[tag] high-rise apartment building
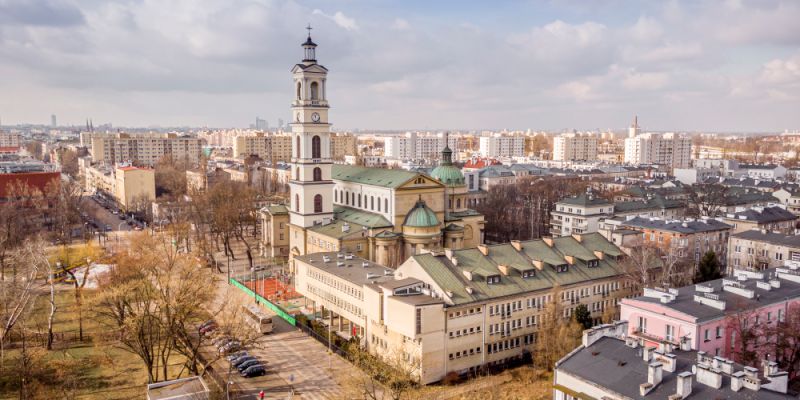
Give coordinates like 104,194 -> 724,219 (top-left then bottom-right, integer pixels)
232,132 -> 293,162
384,132 -> 459,160
0,131 -> 21,148
479,134 -> 525,158
552,133 -> 598,161
330,133 -> 357,160
89,132 -> 204,166
624,132 -> 691,168
51,114 -> 57,128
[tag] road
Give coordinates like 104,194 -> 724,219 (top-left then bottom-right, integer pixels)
206,243 -> 356,399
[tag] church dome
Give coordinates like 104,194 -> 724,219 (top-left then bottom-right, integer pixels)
431,144 -> 465,187
431,164 -> 465,187
403,199 -> 440,228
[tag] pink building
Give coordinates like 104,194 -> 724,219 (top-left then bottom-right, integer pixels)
620,267 -> 800,361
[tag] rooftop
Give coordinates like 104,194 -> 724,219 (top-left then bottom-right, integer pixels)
403,233 -> 625,305
613,195 -> 685,213
732,230 -> 800,247
557,190 -> 612,208
615,216 -> 732,234
724,206 -> 797,224
332,164 -> 424,189
557,328 -> 794,400
294,251 -> 396,286
624,267 -> 800,323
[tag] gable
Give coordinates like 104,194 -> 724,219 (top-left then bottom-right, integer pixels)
291,64 -> 329,74
396,174 -> 445,190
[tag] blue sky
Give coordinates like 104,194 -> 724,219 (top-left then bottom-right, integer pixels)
0,0 -> 798,132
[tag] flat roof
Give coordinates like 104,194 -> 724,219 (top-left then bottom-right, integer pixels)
295,251 -> 395,286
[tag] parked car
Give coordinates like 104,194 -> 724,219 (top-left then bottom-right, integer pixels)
227,351 -> 248,362
231,355 -> 256,368
199,322 -> 217,335
236,359 -> 261,372
219,340 -> 241,354
241,365 -> 266,378
105,225 -> 112,232
211,336 -> 231,347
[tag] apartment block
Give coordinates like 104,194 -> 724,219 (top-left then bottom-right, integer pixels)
0,131 -> 21,148
620,267 -> 800,361
384,132 -> 459,161
552,133 -> 598,161
721,206 -> 797,235
479,135 -> 525,158
550,189 -> 614,237
293,233 -> 635,384
727,230 -> 800,272
89,132 -> 204,166
232,132 -> 292,162
330,133 -> 357,160
624,132 -> 691,169
84,164 -> 155,211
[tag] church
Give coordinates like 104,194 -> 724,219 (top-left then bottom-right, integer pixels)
260,32 -> 485,267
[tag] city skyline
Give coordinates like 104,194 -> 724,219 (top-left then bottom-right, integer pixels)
1,0 -> 799,131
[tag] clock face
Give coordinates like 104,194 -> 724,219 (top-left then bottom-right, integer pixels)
311,112 -> 321,122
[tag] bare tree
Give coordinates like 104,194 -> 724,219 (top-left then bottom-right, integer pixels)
0,244 -> 42,372
726,302 -> 763,367
533,287 -> 583,371
685,183 -> 730,218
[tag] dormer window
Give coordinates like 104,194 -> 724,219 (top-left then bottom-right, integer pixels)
522,270 -> 535,279
556,264 -> 569,273
587,260 -> 599,268
487,275 -> 501,285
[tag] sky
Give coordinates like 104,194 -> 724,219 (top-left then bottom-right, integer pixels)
0,0 -> 798,132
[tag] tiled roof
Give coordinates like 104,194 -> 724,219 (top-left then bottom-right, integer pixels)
265,204 -> 288,215
731,230 -> 800,247
613,195 -> 684,213
308,219 -> 366,239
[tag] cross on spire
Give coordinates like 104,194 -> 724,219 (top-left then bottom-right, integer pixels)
306,23 -> 312,37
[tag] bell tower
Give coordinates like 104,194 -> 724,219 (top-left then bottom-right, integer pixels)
289,26 -> 335,256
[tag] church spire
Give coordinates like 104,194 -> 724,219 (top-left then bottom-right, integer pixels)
440,132 -> 453,165
302,24 -> 317,63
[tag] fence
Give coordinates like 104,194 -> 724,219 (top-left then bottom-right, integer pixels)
229,277 -> 296,326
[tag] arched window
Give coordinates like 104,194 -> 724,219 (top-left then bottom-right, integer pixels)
314,194 -> 323,213
310,81 -> 319,100
358,194 -> 362,208
377,197 -> 381,212
295,194 -> 300,212
457,199 -> 461,209
334,190 -> 338,203
295,167 -> 300,180
385,198 -> 388,213
296,135 -> 301,158
313,167 -> 322,181
312,135 -> 321,159
296,82 -> 302,100
370,196 -> 374,210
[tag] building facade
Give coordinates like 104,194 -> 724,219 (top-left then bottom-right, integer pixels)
550,189 -> 614,237
722,206 -> 797,235
727,230 -> 800,273
89,132 -> 204,166
232,132 -> 292,161
552,133 -> 598,161
478,134 -> 525,158
384,132 -> 459,161
293,232 -> 634,384
624,132 -> 691,169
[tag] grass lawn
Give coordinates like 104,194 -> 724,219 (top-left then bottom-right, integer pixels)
0,287 -> 189,399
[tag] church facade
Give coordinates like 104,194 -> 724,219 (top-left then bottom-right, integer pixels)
261,33 -> 485,267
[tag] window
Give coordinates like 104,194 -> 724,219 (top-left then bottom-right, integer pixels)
456,199 -> 461,208
371,196 -> 374,210
296,135 -> 301,158
358,194 -> 362,208
314,194 -> 323,213
334,190 -> 338,203
637,316 -> 647,333
415,308 -> 422,335
310,81 -> 319,100
312,135 -> 321,158
704,329 -> 710,341
311,167 -> 322,181
666,325 -> 674,341
296,82 -> 302,100
779,309 -> 785,322
385,198 -> 388,212
716,326 -> 722,338
487,275 -> 501,284
295,194 -> 300,212
377,198 -> 381,212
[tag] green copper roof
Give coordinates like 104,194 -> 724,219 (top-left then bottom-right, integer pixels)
308,219 -> 366,239
334,206 -> 392,228
265,204 -> 288,215
332,165 -> 419,189
403,199 -> 439,227
430,165 -> 465,187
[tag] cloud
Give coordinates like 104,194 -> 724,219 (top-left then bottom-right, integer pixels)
312,9 -> 358,31
392,18 -> 410,30
0,0 -> 85,26
622,71 -> 669,91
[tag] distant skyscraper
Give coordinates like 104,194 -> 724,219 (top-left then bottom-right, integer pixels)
628,115 -> 640,138
51,114 -> 57,128
255,117 -> 268,130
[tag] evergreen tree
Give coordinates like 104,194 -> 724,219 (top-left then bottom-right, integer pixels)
574,304 -> 592,329
695,251 -> 722,283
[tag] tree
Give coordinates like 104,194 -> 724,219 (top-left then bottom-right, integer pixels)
573,304 -> 592,329
339,343 -> 418,400
154,155 -> 188,199
45,178 -> 83,246
534,288 -> 583,371
764,304 -> 800,378
695,251 -> 722,283
57,242 -> 101,342
621,243 -> 693,291
0,244 -> 42,372
726,304 -> 762,367
685,183 -> 730,218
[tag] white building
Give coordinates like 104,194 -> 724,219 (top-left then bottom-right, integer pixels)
550,189 -> 614,237
0,131 -> 21,148
624,132 -> 691,169
552,133 -> 598,161
384,132 -> 459,161
479,134 -> 525,158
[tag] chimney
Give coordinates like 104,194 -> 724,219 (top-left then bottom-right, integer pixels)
572,233 -> 583,242
731,371 -> 745,392
676,372 -> 693,399
498,264 -> 510,276
593,250 -> 605,260
696,364 -> 722,389
648,362 -> 663,386
478,245 -> 489,256
510,240 -> 522,251
643,346 -> 654,362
